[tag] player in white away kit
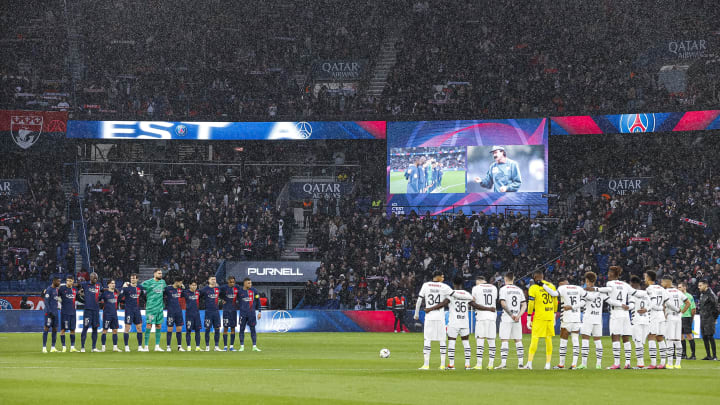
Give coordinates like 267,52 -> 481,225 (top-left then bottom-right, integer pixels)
424,277 -> 474,369
644,270 -> 669,369
551,278 -> 584,369
579,271 -> 608,369
472,276 -> 498,369
628,276 -> 651,369
661,275 -> 690,369
414,270 -> 453,370
604,266 -> 636,369
496,272 -> 526,369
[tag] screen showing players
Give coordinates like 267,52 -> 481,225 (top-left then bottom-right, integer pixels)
386,119 -> 548,215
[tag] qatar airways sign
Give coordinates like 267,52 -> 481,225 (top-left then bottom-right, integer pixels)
227,261 -> 320,282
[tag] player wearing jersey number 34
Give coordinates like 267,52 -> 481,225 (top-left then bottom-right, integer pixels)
414,270 -> 455,370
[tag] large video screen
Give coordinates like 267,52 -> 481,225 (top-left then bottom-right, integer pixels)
387,119 -> 548,215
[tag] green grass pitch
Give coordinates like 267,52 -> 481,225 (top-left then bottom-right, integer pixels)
1,333 -> 719,404
389,171 -> 466,194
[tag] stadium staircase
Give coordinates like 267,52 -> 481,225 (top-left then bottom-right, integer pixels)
280,228 -> 309,260
366,34 -> 400,97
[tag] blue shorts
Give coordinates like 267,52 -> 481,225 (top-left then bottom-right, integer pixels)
83,309 -> 100,329
239,313 -> 257,328
204,311 -> 220,330
124,309 -> 143,326
222,310 -> 237,328
44,312 -> 57,329
186,313 -> 202,332
60,313 -> 76,331
167,311 -> 184,328
103,316 -> 119,330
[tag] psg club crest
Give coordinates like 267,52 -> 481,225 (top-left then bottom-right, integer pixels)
175,124 -> 188,137
619,113 -> 656,133
10,115 -> 43,149
295,122 -> 313,139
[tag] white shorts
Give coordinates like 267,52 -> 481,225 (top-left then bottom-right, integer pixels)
649,319 -> 666,336
609,316 -> 632,336
475,319 -> 497,339
664,319 -> 681,340
424,319 -> 446,341
447,326 -> 470,338
499,321 -> 522,340
580,322 -> 602,337
632,324 -> 649,344
560,321 -> 581,333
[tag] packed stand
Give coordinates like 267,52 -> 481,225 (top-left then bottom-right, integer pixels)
382,1 -> 720,117
0,156 -> 73,288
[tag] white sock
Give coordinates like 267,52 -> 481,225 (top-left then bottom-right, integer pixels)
595,340 -> 603,368
476,338 -> 484,367
612,341 -> 621,366
516,341 -> 524,366
448,339 -> 456,367
487,339 -> 495,367
659,340 -> 667,365
648,340 -> 657,366
581,339 -> 589,367
500,341 -> 509,367
423,339 -> 431,367
559,338 -> 568,366
624,341 -> 632,366
571,333 -> 580,366
635,340 -> 645,367
462,339 -> 471,367
674,341 -> 682,366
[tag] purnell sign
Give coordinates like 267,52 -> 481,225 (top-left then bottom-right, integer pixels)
226,261 -> 320,283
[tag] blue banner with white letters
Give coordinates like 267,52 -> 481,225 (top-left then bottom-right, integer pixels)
66,121 -> 386,140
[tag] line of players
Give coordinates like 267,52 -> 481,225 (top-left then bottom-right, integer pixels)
41,270 -> 262,353
414,266 -> 691,370
404,156 -> 444,194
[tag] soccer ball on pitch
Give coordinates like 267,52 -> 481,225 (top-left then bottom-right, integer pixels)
379,348 -> 390,358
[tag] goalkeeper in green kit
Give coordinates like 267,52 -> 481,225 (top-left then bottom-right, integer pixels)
142,269 -> 167,351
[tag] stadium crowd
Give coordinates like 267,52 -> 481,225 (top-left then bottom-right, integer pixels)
3,1 -> 719,118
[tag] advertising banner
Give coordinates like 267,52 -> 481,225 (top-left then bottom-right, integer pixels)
288,181 -> 353,200
225,261 -> 320,283
597,177 -> 652,196
550,110 -> 720,135
67,120 -> 385,140
0,110 -> 68,151
0,295 -> 44,310
312,60 -> 367,81
0,179 -> 29,196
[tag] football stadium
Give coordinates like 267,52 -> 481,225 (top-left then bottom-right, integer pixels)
1,0 -> 720,403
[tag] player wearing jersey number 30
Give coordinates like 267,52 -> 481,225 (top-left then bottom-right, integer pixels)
525,269 -> 557,370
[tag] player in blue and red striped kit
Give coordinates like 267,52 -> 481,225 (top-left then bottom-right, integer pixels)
80,273 -> 103,352
220,276 -> 240,351
42,277 -> 61,353
238,277 -> 262,352
164,277 -> 185,351
200,276 -> 222,351
57,275 -> 78,352
120,273 -> 145,351
99,280 -> 121,352
182,281 -> 202,351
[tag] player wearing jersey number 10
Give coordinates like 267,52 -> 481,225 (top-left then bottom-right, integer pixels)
525,269 -> 557,370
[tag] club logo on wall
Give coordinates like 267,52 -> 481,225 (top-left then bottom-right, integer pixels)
619,113 -> 656,133
295,122 -> 313,139
10,115 -> 43,149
